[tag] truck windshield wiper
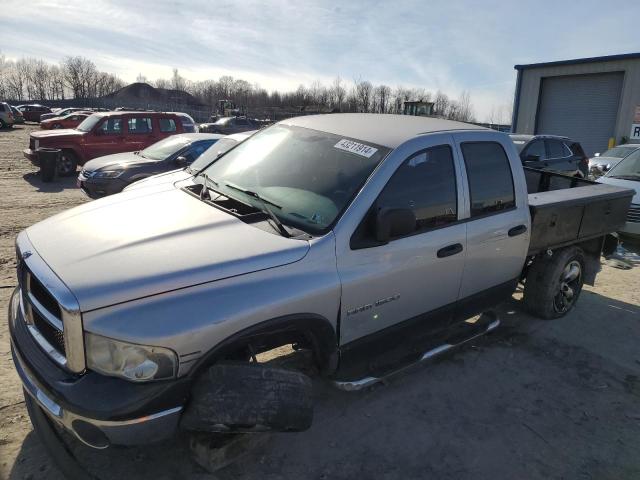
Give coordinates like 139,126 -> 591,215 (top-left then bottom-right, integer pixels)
223,181 -> 290,238
197,171 -> 219,200
609,174 -> 640,180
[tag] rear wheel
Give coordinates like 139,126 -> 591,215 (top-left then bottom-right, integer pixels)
58,150 -> 78,176
53,123 -> 62,129
523,246 -> 585,319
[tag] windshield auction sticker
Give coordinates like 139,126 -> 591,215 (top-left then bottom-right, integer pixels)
334,139 -> 378,158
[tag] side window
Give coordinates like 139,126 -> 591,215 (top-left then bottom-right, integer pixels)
546,139 -> 567,159
523,140 -> 546,160
97,118 -> 122,135
159,118 -> 177,133
377,145 -> 458,237
461,142 -> 515,217
562,142 -> 576,157
128,117 -> 152,134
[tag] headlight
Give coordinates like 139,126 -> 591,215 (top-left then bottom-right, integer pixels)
85,332 -> 178,382
94,170 -> 123,178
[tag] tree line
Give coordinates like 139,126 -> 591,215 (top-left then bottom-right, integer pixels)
1,53 -> 477,122
0,54 -> 124,101
150,69 -> 476,121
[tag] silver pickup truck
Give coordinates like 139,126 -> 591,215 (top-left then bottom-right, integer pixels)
9,114 -> 633,472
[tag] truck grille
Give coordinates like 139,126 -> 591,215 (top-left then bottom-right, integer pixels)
627,204 -> 640,224
19,265 -> 67,363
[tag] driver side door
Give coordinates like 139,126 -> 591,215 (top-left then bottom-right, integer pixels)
336,140 -> 467,360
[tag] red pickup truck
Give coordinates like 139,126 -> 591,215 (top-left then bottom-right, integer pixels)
23,111 -> 198,176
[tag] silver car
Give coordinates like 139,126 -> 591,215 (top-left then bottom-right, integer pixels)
0,102 -> 14,128
589,144 -> 640,177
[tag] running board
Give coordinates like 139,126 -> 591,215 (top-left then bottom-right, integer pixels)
333,313 -> 501,392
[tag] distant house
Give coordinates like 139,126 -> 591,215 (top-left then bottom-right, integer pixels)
403,100 -> 434,117
101,82 -> 208,109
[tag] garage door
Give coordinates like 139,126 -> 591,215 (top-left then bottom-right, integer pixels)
535,72 -> 624,156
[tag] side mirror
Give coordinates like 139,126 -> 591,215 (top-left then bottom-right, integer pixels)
594,153 -> 600,157
523,154 -> 540,162
375,207 -> 416,243
174,156 -> 188,166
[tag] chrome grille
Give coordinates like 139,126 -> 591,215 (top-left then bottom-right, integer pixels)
627,204 -> 640,224
21,267 -> 67,365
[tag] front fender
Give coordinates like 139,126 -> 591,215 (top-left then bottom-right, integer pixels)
81,234 -> 341,376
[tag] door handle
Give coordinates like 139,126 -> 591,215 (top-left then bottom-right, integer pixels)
508,225 -> 527,237
437,243 -> 463,258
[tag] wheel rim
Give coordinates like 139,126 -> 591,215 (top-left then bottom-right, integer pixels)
553,260 -> 582,313
58,155 -> 73,175
53,124 -> 61,129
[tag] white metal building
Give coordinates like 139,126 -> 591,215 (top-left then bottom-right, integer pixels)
511,53 -> 640,155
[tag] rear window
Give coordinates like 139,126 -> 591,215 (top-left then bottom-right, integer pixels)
0,103 -> 8,112
159,118 -> 177,133
546,140 -> 567,159
461,142 -> 515,217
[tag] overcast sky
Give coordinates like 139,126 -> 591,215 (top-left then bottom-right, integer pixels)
2,0 -> 639,121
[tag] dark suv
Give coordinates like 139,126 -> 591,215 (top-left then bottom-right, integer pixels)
509,134 -> 588,177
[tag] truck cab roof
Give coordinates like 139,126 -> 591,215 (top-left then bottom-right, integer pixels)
282,113 -> 487,149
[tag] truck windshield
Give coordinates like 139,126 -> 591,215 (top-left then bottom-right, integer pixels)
76,114 -> 102,132
141,136 -> 191,160
200,124 -> 389,234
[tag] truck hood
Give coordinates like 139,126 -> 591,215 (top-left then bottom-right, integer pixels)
26,188 -> 310,311
83,152 -> 155,172
31,128 -> 85,140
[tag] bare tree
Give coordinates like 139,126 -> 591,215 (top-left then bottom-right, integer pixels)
433,90 -> 450,117
330,76 -> 346,111
354,78 -> 373,112
373,84 -> 391,113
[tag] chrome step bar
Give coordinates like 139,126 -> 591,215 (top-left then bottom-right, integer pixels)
333,314 -> 501,392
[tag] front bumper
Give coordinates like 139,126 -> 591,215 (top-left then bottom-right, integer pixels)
9,288 -> 188,448
23,148 -> 38,165
77,173 -> 128,199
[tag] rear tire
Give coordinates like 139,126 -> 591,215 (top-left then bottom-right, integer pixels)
57,150 -> 78,177
523,246 -> 585,319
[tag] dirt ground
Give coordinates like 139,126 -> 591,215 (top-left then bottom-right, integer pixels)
1,124 -> 639,480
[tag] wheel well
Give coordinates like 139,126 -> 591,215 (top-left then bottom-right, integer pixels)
190,314 -> 339,378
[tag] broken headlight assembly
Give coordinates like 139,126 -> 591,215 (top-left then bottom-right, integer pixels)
85,332 -> 178,382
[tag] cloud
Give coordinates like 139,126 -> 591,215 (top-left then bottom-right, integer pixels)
1,0 -> 639,121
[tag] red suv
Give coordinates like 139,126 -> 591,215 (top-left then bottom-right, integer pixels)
23,111 -> 197,176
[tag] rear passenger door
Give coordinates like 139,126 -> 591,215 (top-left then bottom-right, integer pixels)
453,133 -> 530,320
126,116 -> 156,152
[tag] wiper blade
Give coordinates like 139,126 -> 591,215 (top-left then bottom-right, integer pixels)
197,172 -> 219,200
223,182 -> 290,238
609,174 -> 640,180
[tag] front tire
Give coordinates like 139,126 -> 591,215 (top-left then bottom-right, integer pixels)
57,150 -> 78,177
523,246 -> 585,319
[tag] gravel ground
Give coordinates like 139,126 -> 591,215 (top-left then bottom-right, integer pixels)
1,124 -> 639,480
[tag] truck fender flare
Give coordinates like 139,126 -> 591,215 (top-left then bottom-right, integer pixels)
189,314 -> 339,378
